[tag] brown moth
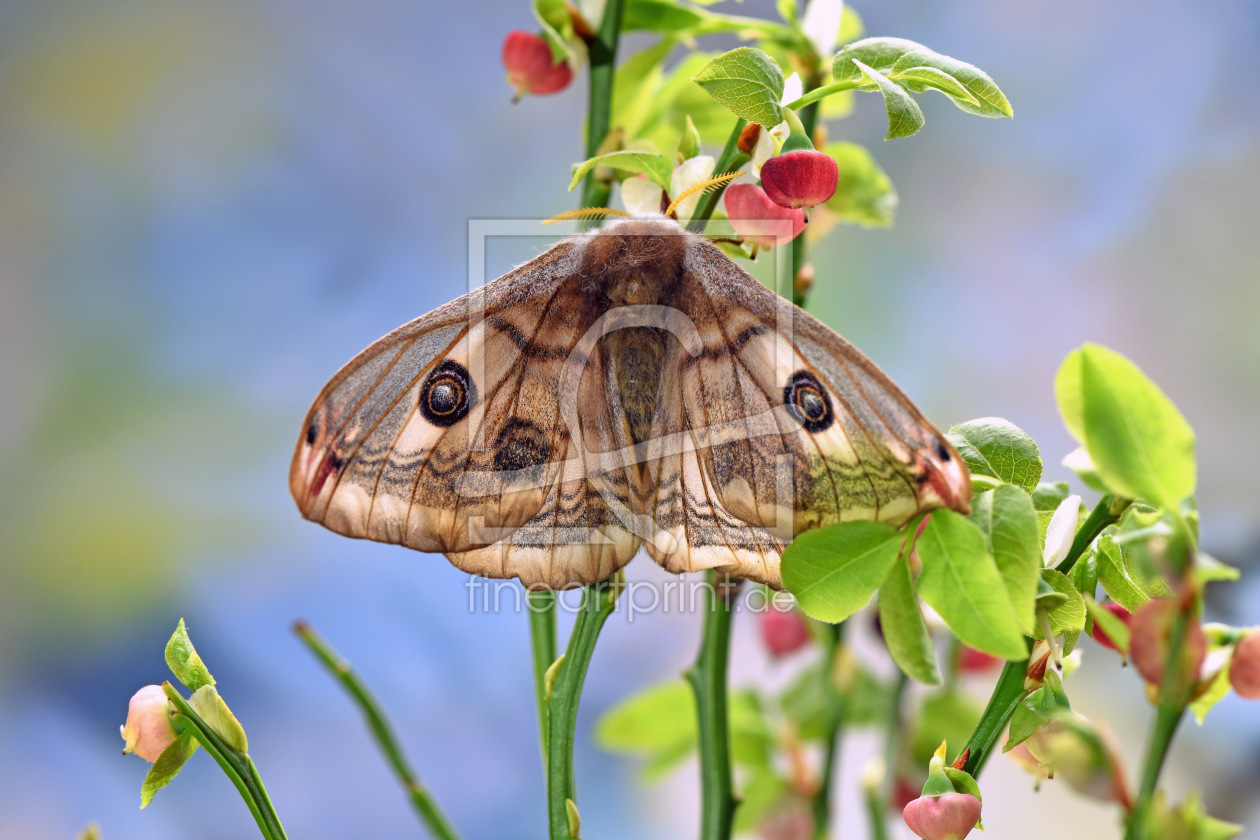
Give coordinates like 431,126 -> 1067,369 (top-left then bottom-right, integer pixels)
290,217 -> 970,589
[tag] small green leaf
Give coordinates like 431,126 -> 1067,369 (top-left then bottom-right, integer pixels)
165,618 -> 215,692
947,417 -> 1043,492
782,661 -> 889,737
823,141 -> 897,227
1005,684 -> 1053,752
1095,534 -> 1152,612
878,556 -> 941,685
1190,651 -> 1233,724
1033,569 -> 1087,638
890,66 -> 980,106
916,511 -> 1027,659
692,47 -> 786,128
1031,481 -> 1071,512
532,0 -> 575,63
1086,598 -> 1131,655
140,731 -> 197,808
851,60 -> 924,140
832,38 -> 1012,118
782,521 -> 904,623
569,150 -> 673,191
942,766 -> 982,805
188,685 -> 249,754
968,484 -> 1042,635
1078,343 -> 1197,508
1196,552 -> 1240,583
612,38 -> 677,138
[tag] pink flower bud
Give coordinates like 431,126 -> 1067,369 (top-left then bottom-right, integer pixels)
761,608 -> 811,658
902,793 -> 982,840
759,150 -> 839,210
502,31 -> 572,99
1128,598 -> 1206,690
1092,602 -> 1132,652
1229,631 -> 1260,699
959,646 -> 1002,673
120,685 -> 177,762
724,184 -> 806,248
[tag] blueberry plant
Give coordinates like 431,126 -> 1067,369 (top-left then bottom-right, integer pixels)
116,2 -> 1255,840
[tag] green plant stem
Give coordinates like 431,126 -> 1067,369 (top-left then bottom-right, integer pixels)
868,671 -> 909,840
293,622 -> 460,840
688,118 -> 750,230
547,580 -> 619,839
811,622 -> 846,839
529,590 -> 558,768
1126,516 -> 1198,839
784,80 -> 861,111
686,573 -> 742,840
161,683 -> 288,840
958,492 -> 1132,777
959,654 -> 1030,777
1055,493 -> 1129,574
791,83 -> 821,307
578,0 -> 627,223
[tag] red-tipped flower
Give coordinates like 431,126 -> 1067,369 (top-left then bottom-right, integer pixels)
1092,602 -> 1132,653
761,608 -> 811,658
1129,598 -> 1206,690
903,793 -> 982,840
760,149 -> 839,210
1229,631 -> 1260,699
724,183 -> 806,249
502,31 -> 572,98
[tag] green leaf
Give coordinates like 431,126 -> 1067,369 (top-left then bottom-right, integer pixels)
692,47 -> 786,128
1196,551 -> 1240,583
968,484 -> 1042,634
1077,344 -> 1196,507
532,0 -> 575,62
1190,647 -> 1233,724
729,689 -> 776,769
781,661 -> 889,738
165,618 -> 215,692
612,38 -> 677,138
823,141 -> 897,227
915,511 -> 1027,659
1031,481 -> 1071,511
850,60 -> 924,140
782,521 -> 904,623
947,417 -> 1043,492
1054,349 -> 1086,444
624,0 -> 709,33
140,731 -> 197,808
1094,534 -> 1153,612
890,66 -> 980,107
1033,569 -> 1087,638
911,691 -> 983,766
943,767 -> 982,805
596,679 -> 696,755
832,38 -> 1013,118
1086,598 -> 1131,655
188,685 -> 248,754
878,556 -> 941,684
1005,684 -> 1057,751
837,5 -> 864,44
569,150 -> 674,191
733,768 -> 788,835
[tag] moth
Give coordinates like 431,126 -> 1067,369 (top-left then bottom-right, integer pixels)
290,217 -> 971,590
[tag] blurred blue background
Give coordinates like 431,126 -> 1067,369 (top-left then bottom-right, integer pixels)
1,0 -> 1258,837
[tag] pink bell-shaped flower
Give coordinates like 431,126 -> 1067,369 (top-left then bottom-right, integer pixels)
120,685 -> 177,762
502,31 -> 572,99
761,608 -> 811,658
1229,631 -> 1260,699
724,184 -> 805,249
